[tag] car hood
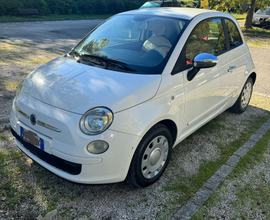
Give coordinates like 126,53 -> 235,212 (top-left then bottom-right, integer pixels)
22,56 -> 161,114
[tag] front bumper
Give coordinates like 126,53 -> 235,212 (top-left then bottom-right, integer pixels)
252,17 -> 270,27
10,91 -> 141,184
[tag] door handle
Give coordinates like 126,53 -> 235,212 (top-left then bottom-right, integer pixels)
228,66 -> 236,72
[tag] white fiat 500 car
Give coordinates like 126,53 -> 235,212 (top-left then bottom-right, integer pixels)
10,8 -> 256,187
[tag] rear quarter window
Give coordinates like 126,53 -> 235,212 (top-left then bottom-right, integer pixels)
225,19 -> 243,49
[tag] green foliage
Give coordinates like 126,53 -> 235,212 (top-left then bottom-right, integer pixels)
0,0 -> 146,16
46,0 -> 78,14
0,0 -> 23,16
76,0 -> 94,15
92,0 -> 108,14
181,0 -> 198,8
22,0 -> 50,15
108,0 -> 125,14
201,0 -> 208,9
0,14 -> 112,23
231,13 -> 247,20
206,0 -> 269,13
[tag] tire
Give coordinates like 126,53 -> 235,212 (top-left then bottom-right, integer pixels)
126,124 -> 173,187
229,77 -> 253,114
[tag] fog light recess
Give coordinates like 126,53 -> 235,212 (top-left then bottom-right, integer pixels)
87,140 -> 109,154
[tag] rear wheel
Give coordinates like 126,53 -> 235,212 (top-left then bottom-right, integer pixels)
127,124 -> 172,187
229,77 -> 253,114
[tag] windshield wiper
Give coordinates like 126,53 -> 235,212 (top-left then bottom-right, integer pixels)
68,50 -> 100,66
70,52 -> 136,72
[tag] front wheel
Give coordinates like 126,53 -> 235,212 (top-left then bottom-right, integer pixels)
126,124 -> 172,187
229,77 -> 253,114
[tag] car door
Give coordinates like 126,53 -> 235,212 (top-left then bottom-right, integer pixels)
223,18 -> 246,91
172,18 -> 236,134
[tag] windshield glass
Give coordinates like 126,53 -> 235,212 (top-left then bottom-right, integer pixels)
140,2 -> 162,9
73,14 -> 189,74
256,8 -> 270,15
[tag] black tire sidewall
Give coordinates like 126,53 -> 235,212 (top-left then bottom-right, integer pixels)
239,77 -> 253,112
133,125 -> 172,187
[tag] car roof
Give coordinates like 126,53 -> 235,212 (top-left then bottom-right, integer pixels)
119,8 -> 225,20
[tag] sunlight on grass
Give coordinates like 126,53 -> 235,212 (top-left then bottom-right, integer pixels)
231,13 -> 247,20
250,94 -> 270,111
241,26 -> 270,36
0,42 -> 19,51
247,41 -> 270,49
240,26 -> 270,48
4,80 -> 22,91
26,59 -> 53,65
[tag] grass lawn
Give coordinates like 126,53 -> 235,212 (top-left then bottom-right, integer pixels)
241,26 -> 270,49
0,14 -> 111,23
191,128 -> 270,219
231,13 -> 247,21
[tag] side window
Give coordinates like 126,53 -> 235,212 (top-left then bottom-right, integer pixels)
225,19 -> 243,49
185,18 -> 226,65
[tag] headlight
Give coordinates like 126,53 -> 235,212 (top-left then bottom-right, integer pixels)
79,107 -> 113,135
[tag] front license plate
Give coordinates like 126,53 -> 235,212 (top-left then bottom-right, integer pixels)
20,127 -> 44,150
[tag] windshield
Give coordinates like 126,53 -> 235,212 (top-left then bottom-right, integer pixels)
140,2 -> 162,9
73,14 -> 189,74
256,8 -> 270,15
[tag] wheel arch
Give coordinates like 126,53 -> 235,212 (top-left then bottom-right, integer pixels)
157,119 -> 178,146
126,120 -> 177,187
249,72 -> 256,84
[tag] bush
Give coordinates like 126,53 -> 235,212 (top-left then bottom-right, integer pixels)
108,0 -> 124,14
124,0 -> 143,11
0,0 -> 147,16
46,0 -> 78,14
21,0 -> 49,15
76,0 -> 93,15
92,0 -> 108,14
0,0 -> 23,16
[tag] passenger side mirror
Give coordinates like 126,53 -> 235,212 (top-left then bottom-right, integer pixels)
187,53 -> 218,81
193,53 -> 218,68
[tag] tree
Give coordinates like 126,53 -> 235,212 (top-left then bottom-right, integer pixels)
201,0 -> 270,29
244,0 -> 256,28
200,0 -> 208,9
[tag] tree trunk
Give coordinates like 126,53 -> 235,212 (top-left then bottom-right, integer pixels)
197,0 -> 201,8
244,0 -> 256,29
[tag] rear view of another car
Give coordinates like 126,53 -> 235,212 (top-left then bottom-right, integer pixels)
252,7 -> 270,28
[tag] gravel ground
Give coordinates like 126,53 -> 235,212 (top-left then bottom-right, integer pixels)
192,132 -> 270,220
0,38 -> 270,220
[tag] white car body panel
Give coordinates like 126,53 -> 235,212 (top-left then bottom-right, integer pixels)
10,91 -> 141,183
10,8 -> 256,184
23,56 -> 161,114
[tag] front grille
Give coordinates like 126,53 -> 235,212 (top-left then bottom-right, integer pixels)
11,128 -> 81,175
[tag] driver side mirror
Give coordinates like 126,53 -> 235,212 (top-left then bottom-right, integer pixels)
187,53 -> 218,81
